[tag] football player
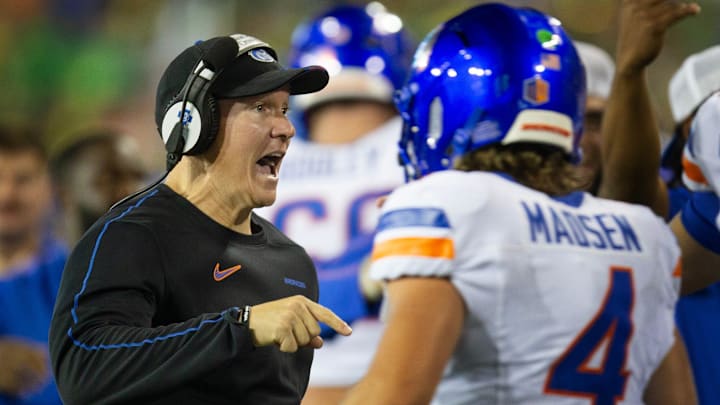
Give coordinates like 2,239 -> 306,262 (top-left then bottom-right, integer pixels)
342,4 -> 695,404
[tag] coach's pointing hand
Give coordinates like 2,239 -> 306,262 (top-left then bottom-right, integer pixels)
247,295 -> 352,352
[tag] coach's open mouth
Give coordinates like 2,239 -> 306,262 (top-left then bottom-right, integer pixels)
256,152 -> 283,178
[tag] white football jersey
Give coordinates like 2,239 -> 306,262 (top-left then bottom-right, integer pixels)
255,116 -> 405,386
682,92 -> 720,197
257,117 -> 404,261
371,170 -> 681,405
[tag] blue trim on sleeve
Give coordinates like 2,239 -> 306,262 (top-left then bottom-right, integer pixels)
681,192 -> 720,254
67,312 -> 227,351
65,188 -> 233,351
71,189 -> 160,324
376,208 -> 451,232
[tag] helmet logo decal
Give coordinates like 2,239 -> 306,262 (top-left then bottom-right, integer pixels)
536,29 -> 563,50
249,48 -> 276,63
523,76 -> 550,105
541,53 -> 561,71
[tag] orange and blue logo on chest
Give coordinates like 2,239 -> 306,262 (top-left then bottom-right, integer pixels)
213,262 -> 243,281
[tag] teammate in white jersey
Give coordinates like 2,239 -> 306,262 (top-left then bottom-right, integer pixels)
673,92 -> 720,293
342,3 -> 696,404
253,3 -> 413,403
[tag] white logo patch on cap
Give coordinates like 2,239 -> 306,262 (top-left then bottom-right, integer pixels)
230,33 -> 270,55
249,48 -> 276,63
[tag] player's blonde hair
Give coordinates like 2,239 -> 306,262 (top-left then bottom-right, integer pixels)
454,144 -> 590,196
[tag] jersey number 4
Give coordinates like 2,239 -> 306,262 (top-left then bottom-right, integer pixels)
544,267 -> 634,405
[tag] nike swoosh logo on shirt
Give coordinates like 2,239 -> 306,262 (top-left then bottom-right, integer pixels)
213,263 -> 242,281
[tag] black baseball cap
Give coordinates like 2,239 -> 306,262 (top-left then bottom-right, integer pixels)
155,33 -> 329,129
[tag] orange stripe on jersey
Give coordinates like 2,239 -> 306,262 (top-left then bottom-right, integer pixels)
682,154 -> 708,185
371,237 -> 454,261
673,259 -> 682,278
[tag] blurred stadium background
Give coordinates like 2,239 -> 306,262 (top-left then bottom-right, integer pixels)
0,0 -> 717,171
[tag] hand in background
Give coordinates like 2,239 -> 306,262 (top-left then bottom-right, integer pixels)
0,339 -> 50,396
616,0 -> 699,75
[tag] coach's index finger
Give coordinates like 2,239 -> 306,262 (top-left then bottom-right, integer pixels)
307,302 -> 352,336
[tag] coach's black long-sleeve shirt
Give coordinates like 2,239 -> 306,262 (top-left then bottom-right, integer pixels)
49,185 -> 319,405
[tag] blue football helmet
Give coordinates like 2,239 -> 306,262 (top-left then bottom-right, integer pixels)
288,3 -> 414,117
395,3 -> 586,181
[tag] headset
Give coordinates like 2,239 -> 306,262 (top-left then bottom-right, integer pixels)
111,34 -> 282,210
160,36 -> 239,171
110,36 -> 240,210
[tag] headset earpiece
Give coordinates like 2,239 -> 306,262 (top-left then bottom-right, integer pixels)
195,94 -> 220,154
160,71 -> 218,157
159,37 -> 239,167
